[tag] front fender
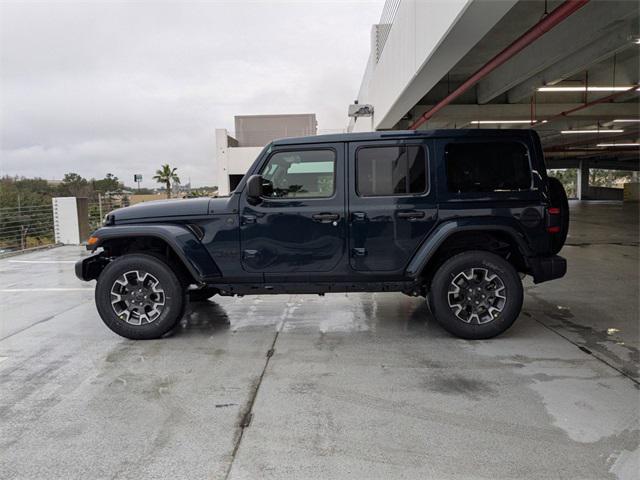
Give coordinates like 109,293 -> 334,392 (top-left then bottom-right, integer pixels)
405,218 -> 533,278
88,224 -> 221,282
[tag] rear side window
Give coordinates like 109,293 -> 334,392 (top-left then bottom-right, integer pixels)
356,145 -> 427,196
445,142 -> 531,193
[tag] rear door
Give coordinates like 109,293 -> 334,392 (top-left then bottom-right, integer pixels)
347,139 -> 437,274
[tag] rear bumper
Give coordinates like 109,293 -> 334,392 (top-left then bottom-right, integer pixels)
75,253 -> 109,281
529,255 -> 567,284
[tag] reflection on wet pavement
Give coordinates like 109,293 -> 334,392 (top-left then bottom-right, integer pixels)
179,293 -> 434,335
174,301 -> 231,336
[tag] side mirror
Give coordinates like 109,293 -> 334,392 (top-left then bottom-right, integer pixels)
246,175 -> 263,204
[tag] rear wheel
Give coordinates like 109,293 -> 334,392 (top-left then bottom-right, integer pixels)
95,254 -> 186,339
548,177 -> 569,254
429,250 -> 523,339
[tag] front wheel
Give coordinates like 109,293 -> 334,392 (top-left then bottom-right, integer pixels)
429,251 -> 523,339
95,254 -> 186,339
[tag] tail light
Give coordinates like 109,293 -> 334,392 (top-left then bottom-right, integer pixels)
547,207 -> 561,233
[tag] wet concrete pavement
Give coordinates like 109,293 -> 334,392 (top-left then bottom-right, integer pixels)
0,201 -> 638,479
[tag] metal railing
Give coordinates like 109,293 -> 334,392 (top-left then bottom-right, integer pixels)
376,0 -> 401,62
0,204 -> 55,253
88,197 -> 124,232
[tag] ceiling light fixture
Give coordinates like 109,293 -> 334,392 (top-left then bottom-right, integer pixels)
597,143 -> 640,147
560,129 -> 624,134
612,119 -> 640,123
538,86 -> 637,92
470,120 -> 547,125
471,120 -> 533,124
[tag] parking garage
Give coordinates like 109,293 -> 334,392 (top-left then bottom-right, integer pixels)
349,0 -> 639,196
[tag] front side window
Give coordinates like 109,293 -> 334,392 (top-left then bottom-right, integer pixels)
446,142 -> 531,193
260,149 -> 335,198
356,146 -> 427,196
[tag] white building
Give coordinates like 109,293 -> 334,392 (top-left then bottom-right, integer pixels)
216,114 -> 317,196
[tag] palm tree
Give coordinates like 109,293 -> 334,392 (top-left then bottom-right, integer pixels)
153,164 -> 180,198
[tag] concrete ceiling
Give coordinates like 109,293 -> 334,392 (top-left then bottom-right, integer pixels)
396,0 -> 640,169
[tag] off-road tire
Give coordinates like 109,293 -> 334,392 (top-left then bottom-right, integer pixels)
429,250 -> 523,339
95,253 -> 186,340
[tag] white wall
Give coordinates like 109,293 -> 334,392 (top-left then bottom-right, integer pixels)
351,0 -> 518,131
216,129 -> 263,196
228,148 -> 262,174
52,197 -> 80,244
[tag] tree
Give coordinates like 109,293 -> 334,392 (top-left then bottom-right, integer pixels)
589,169 -> 633,188
153,165 -> 180,199
93,173 -> 124,194
548,169 -> 577,198
60,172 -> 90,197
187,189 -> 208,198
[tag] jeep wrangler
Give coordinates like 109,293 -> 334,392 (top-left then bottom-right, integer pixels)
76,129 -> 568,340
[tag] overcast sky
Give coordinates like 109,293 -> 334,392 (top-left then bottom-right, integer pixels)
0,0 -> 383,188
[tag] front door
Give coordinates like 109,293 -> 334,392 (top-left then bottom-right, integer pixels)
348,140 -> 437,274
239,143 -> 346,277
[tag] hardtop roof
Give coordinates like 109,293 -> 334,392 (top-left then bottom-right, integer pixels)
270,129 -> 537,146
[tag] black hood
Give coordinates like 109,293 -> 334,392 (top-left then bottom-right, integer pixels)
110,197 -> 236,222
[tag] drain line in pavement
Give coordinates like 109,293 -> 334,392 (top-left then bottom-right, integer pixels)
533,318 -> 639,386
223,328 -> 281,479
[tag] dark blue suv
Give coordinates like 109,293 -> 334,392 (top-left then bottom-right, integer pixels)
76,129 -> 568,340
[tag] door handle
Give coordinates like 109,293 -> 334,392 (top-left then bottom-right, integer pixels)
397,210 -> 426,220
312,213 -> 340,223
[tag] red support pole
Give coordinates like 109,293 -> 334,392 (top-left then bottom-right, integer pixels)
408,0 -> 590,130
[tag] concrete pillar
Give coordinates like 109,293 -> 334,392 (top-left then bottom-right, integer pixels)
52,197 -> 90,244
576,160 -> 589,200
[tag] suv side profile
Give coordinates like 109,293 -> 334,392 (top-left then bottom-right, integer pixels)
76,129 -> 568,340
